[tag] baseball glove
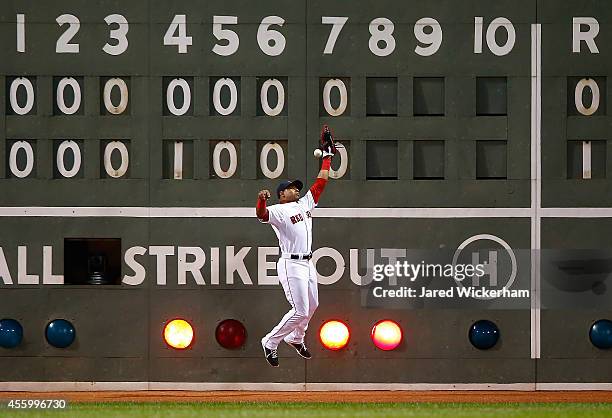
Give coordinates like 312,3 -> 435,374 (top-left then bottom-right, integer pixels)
319,124 -> 337,158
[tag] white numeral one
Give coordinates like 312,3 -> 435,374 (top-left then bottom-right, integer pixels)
56,14 -> 80,53
322,16 -> 348,54
56,140 -> 82,178
104,141 -> 129,178
9,78 -> 35,115
166,78 -> 191,115
583,141 -> 592,179
260,142 -> 285,179
17,14 -> 25,52
322,79 -> 348,116
9,141 -> 34,178
164,14 -> 192,53
212,78 -> 238,115
368,17 -> 395,57
212,15 -> 239,56
103,14 -> 129,55
103,78 -> 129,114
575,78 -> 600,116
260,79 -> 285,116
474,17 -> 516,56
257,16 -> 286,56
329,141 -> 348,179
173,141 -> 183,180
212,141 -> 238,178
414,17 -> 442,56
56,77 -> 81,115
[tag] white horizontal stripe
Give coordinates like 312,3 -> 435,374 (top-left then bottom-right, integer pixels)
304,383 -> 535,391
0,381 -> 550,392
536,383 -> 612,391
149,382 -> 305,391
3,381 -> 612,392
4,382 -> 611,392
541,207 -> 612,218
0,381 -> 149,391
314,208 -> 532,218
0,206 -> 611,218
0,207 -> 532,218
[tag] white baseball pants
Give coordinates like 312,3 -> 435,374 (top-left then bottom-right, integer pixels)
262,258 -> 319,349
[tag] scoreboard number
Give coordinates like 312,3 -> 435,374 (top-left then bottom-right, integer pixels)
164,14 -> 192,54
322,79 -> 348,116
56,77 -> 81,115
322,16 -> 348,54
103,141 -> 129,178
9,141 -> 35,179
329,141 -> 348,179
212,78 -> 238,115
103,14 -> 129,56
260,142 -> 285,179
9,78 -> 34,115
575,78 -> 600,116
414,17 -> 442,57
474,17 -> 516,56
260,79 -> 285,116
212,15 -> 239,56
368,17 -> 395,57
103,78 -> 129,115
16,13 -> 25,52
212,141 -> 238,178
56,140 -> 82,178
257,16 -> 286,56
166,78 -> 191,116
55,14 -> 80,54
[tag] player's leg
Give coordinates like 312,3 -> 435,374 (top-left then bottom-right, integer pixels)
261,259 -> 309,350
284,260 -> 319,344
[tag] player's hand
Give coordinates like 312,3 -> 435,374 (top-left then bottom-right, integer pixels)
258,189 -> 271,200
320,125 -> 336,158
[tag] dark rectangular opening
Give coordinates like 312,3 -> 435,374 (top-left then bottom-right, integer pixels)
366,77 -> 398,116
414,140 -> 445,179
476,77 -> 507,116
476,140 -> 507,179
64,238 -> 122,285
366,140 -> 398,180
413,77 -> 445,116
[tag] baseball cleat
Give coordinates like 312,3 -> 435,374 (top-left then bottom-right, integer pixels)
262,341 -> 279,367
286,341 -> 312,359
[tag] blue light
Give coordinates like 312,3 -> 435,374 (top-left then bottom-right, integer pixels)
0,319 -> 23,348
589,319 -> 612,350
46,319 -> 76,348
469,320 -> 500,350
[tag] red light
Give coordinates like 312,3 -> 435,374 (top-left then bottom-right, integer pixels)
163,319 -> 194,349
371,320 -> 402,350
215,319 -> 247,349
319,320 -> 350,350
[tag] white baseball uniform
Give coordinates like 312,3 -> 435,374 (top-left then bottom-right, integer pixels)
261,190 -> 319,350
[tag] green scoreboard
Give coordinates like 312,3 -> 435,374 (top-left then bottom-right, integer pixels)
0,0 -> 611,389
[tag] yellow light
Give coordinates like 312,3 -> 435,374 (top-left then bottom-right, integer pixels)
319,320 -> 350,350
163,319 -> 194,349
371,320 -> 402,350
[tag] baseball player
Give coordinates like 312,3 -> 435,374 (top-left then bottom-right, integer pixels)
256,126 -> 337,367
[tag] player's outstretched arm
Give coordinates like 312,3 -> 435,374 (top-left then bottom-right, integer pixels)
310,156 -> 331,204
256,189 -> 271,221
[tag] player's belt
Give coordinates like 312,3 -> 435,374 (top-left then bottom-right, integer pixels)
281,253 -> 312,260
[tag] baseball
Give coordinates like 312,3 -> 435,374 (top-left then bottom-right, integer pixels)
314,149 -> 323,158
